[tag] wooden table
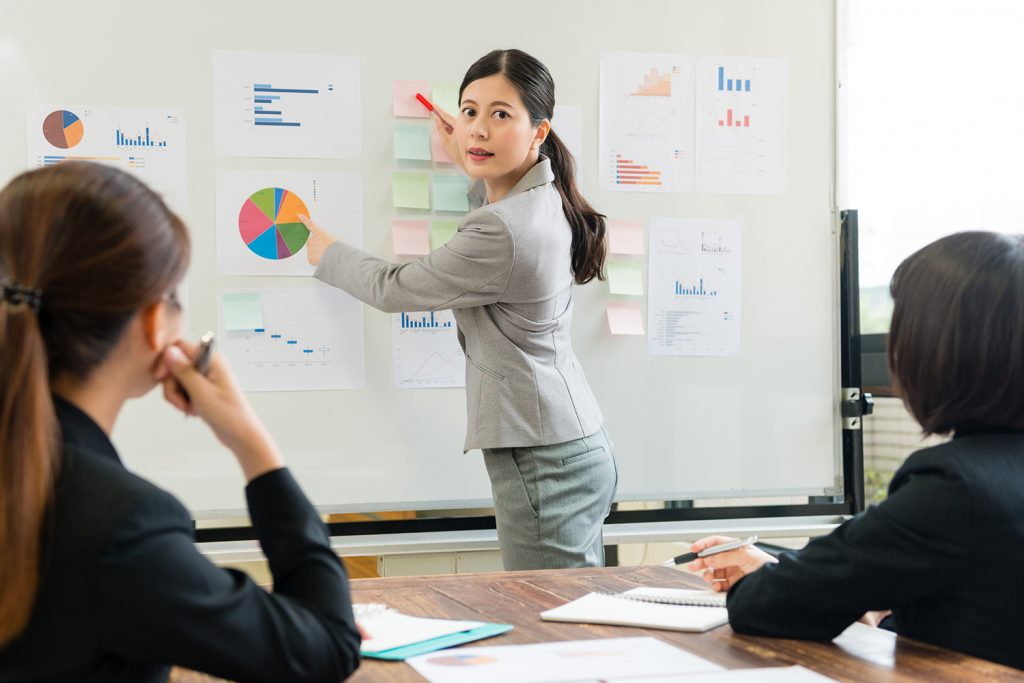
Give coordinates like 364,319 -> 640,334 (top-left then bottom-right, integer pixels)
172,565 -> 1021,682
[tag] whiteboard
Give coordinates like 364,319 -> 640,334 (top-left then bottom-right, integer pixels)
0,0 -> 841,517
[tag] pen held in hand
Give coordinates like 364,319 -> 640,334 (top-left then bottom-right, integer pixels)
662,535 -> 759,567
179,331 -> 215,406
415,93 -> 454,134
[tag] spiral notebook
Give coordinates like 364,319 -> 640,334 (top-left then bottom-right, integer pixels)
540,587 -> 729,632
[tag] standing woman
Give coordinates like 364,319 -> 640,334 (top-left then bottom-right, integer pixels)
302,49 -> 616,570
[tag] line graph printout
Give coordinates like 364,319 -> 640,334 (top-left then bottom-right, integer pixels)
213,50 -> 360,158
696,57 -> 788,194
392,310 -> 466,389
219,287 -> 364,392
648,218 -> 742,357
600,51 -> 694,193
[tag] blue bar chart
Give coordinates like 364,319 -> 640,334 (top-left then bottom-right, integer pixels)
717,66 -> 751,92
675,278 -> 717,297
252,82 -> 320,127
393,310 -> 465,389
115,126 -> 168,147
401,311 -> 453,329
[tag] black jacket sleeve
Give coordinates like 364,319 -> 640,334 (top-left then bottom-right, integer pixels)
91,467 -> 360,683
726,453 -> 970,640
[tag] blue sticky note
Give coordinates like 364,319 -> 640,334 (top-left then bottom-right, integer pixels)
432,175 -> 470,213
222,292 -> 264,330
394,125 -> 432,161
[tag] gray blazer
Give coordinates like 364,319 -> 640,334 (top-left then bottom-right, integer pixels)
314,157 -> 603,450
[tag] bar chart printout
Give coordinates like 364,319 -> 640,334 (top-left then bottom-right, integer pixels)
648,218 -> 742,357
393,310 -> 466,389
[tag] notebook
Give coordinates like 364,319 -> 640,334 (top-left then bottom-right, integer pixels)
540,588 -> 729,632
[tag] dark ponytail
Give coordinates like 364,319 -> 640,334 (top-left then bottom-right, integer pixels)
0,162 -> 189,645
460,49 -> 607,284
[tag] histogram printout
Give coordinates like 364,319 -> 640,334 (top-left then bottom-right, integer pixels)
218,287 -> 365,392
26,105 -> 187,213
600,51 -> 694,192
648,218 -> 742,357
213,50 -> 360,158
696,57 -> 788,194
392,310 -> 466,389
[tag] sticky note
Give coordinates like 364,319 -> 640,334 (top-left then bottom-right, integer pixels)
392,172 -> 430,210
430,221 -> 460,249
392,220 -> 431,255
222,292 -> 264,331
608,220 -> 645,255
393,125 -> 431,161
431,82 -> 460,116
432,175 -> 470,213
431,127 -> 454,164
606,302 -> 645,335
608,261 -> 644,296
393,80 -> 431,118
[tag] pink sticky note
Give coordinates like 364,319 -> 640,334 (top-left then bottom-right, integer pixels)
431,127 -> 454,164
393,80 -> 431,118
608,220 -> 645,255
606,302 -> 645,335
392,220 -> 430,255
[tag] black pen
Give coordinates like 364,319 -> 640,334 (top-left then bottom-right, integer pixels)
662,535 -> 759,567
180,331 -> 215,405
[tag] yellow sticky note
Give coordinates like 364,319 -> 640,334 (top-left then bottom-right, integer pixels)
432,175 -> 470,213
430,221 -> 459,249
392,172 -> 430,210
393,125 -> 431,161
608,219 -> 645,255
393,80 -> 431,118
431,82 -> 460,116
222,292 -> 264,331
608,261 -> 644,296
392,220 -> 431,255
606,302 -> 645,335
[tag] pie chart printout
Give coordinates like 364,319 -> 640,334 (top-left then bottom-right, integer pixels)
43,110 -> 84,149
238,187 -> 310,260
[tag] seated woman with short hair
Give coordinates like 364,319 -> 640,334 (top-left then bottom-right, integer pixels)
0,163 -> 361,682
690,231 -> 1024,670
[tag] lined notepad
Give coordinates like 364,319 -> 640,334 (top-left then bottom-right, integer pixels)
541,588 -> 729,632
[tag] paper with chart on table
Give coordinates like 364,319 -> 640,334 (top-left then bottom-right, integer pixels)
696,56 -> 788,194
25,105 -> 187,213
393,310 -> 465,389
407,636 -> 722,683
218,287 -> 364,392
600,51 -> 694,193
213,50 -> 360,158
601,665 -> 839,682
648,218 -> 742,357
216,170 -> 362,276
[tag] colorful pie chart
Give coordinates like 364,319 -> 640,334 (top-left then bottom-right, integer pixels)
42,110 -> 84,149
426,654 -> 499,666
238,187 -> 310,260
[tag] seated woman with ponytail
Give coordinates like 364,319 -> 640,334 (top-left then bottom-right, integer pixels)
0,163 -> 360,682
300,48 -> 617,571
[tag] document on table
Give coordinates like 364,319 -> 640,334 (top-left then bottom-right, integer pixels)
357,607 -> 485,654
601,665 -> 839,682
541,591 -> 728,632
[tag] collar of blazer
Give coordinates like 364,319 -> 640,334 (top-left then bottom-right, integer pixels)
471,156 -> 556,207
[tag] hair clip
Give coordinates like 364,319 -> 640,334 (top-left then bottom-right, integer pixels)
0,278 -> 43,315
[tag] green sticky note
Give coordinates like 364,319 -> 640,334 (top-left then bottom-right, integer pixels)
431,82 -> 460,116
430,220 -> 460,249
392,172 -> 430,210
222,292 -> 264,331
393,124 -> 432,161
608,261 -> 644,296
432,175 -> 470,213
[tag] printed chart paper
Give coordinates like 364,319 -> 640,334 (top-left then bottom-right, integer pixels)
218,287 -> 364,392
26,105 -> 187,213
648,218 -> 742,357
600,52 -> 694,193
392,310 -> 466,389
216,170 -> 362,276
213,50 -> 360,159
696,57 -> 788,194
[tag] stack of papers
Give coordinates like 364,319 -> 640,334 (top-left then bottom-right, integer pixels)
355,604 -> 512,660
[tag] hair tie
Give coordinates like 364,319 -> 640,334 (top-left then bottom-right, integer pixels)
0,278 -> 43,315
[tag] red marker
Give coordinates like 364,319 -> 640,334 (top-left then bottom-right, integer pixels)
416,93 -> 454,134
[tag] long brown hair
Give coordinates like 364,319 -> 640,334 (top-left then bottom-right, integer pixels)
0,162 -> 189,645
460,49 -> 607,284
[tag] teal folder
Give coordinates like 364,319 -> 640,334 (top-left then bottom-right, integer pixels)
361,622 -> 513,661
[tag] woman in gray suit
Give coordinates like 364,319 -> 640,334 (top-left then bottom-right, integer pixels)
301,49 -> 616,570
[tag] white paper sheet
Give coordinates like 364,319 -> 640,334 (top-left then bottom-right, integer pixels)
648,218 -> 742,357
26,105 -> 187,213
218,287 -> 364,392
603,665 -> 838,682
216,170 -> 362,276
213,50 -> 360,159
696,57 -> 788,195
600,52 -> 694,193
392,310 -> 466,389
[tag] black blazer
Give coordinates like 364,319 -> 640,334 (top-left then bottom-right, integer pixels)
727,431 -> 1024,670
0,397 -> 361,682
